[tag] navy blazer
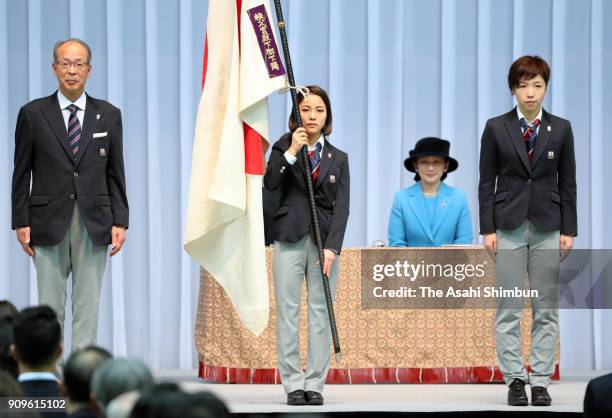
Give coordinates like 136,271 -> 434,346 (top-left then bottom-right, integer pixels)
20,379 -> 66,418
11,92 -> 129,246
478,107 -> 577,236
264,133 -> 350,254
388,182 -> 473,247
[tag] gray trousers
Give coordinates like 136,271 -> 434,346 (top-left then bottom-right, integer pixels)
33,204 -> 107,350
273,235 -> 339,394
495,220 -> 560,388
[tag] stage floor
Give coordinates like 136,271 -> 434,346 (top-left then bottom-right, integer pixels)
154,369 -> 608,414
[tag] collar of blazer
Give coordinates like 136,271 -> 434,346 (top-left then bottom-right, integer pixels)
42,91 -> 104,169
504,107 -> 553,175
405,182 -> 454,244
316,137 -> 337,188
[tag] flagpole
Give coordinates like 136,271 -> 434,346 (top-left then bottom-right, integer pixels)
272,0 -> 342,363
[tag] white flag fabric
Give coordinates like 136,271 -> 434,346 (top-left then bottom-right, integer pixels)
184,0 -> 286,335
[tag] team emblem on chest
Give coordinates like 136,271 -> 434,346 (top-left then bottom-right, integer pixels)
99,147 -> 107,157
329,175 -> 336,184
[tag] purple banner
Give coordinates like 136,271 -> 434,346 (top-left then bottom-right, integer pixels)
246,4 -> 286,78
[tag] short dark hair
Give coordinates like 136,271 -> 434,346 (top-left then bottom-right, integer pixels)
507,55 -> 550,92
0,317 -> 18,379
13,306 -> 61,369
53,38 -> 92,63
0,301 -> 18,322
129,383 -> 185,418
177,392 -> 231,418
130,385 -> 229,418
64,346 -> 112,403
288,85 -> 333,136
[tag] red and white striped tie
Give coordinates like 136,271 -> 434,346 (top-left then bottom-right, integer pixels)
308,142 -> 322,182
520,117 -> 540,162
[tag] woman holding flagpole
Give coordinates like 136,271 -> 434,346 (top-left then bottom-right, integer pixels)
264,85 -> 350,406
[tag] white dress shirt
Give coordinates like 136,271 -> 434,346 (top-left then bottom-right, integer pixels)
57,90 -> 86,131
18,371 -> 59,382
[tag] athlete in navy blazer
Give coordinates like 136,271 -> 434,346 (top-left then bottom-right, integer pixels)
265,132 -> 349,254
264,86 -> 349,406
478,107 -> 577,237
478,55 -> 577,407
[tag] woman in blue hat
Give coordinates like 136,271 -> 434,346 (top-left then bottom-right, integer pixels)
388,137 -> 472,246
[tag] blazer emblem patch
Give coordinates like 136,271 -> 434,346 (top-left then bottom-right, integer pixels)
329,175 -> 336,184
547,151 -> 555,160
99,147 -> 107,157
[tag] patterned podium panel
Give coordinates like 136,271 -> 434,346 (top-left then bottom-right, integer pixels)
195,247 -> 560,383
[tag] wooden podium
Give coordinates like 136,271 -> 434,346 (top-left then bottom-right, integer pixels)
195,247 -> 560,384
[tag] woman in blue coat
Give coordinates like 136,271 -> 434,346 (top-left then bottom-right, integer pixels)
388,137 -> 472,246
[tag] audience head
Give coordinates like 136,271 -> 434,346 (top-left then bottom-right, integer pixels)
91,358 -> 154,413
105,390 -> 141,418
62,345 -> 112,405
0,300 -> 18,321
129,383 -> 183,418
0,317 -> 18,378
176,391 -> 231,418
11,305 -> 62,371
130,385 -> 230,418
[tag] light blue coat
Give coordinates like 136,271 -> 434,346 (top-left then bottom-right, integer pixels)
388,182 -> 473,247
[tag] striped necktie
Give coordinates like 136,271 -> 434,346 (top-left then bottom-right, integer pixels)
308,142 -> 322,182
520,117 -> 540,162
67,104 -> 81,155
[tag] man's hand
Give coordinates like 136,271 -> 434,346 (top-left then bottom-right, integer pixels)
110,226 -> 127,256
322,249 -> 336,277
16,226 -> 35,257
560,234 -> 573,261
483,233 -> 497,260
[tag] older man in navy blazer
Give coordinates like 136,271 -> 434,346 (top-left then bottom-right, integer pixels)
11,38 -> 129,349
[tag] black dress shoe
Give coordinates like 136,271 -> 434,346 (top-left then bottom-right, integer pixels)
287,390 -> 306,406
507,379 -> 528,406
531,386 -> 552,406
304,390 -> 324,406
